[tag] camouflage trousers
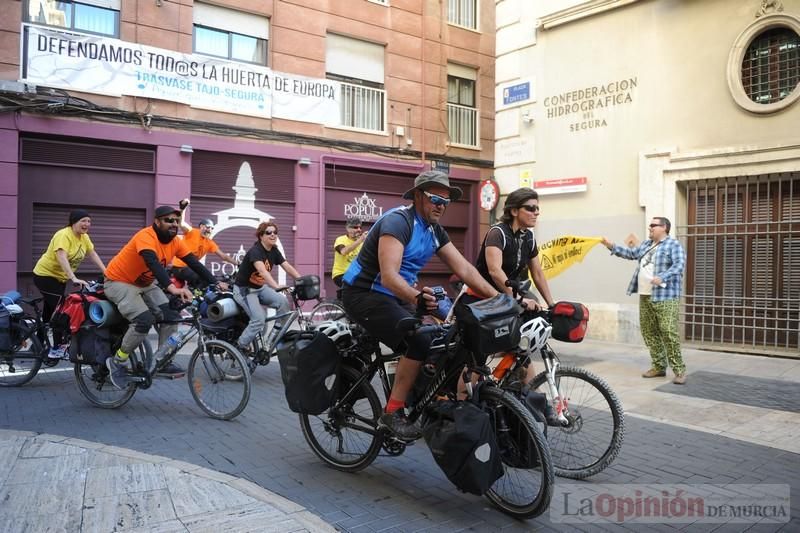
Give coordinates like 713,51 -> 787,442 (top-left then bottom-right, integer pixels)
639,296 -> 686,374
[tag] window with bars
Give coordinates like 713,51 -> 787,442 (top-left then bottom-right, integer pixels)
682,174 -> 800,352
24,0 -> 119,37
447,74 -> 478,147
741,27 -> 799,105
448,0 -> 477,30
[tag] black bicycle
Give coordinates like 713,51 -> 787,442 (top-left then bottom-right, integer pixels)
299,293 -> 554,519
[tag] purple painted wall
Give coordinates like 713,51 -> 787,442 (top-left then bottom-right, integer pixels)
0,114 -> 484,294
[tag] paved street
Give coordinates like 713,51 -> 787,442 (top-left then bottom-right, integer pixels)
1,339 -> 798,532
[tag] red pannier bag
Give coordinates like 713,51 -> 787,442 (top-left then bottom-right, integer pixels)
550,302 -> 589,342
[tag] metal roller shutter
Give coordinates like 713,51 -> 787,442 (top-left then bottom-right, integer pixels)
32,206 -> 147,275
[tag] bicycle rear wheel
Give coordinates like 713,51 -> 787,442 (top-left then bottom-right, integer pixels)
299,364 -> 382,472
482,385 -> 554,519
0,332 -> 44,387
73,343 -> 149,409
188,340 -> 251,420
308,300 -> 347,325
528,365 -> 624,479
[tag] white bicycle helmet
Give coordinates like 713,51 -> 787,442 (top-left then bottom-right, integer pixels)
519,316 -> 552,353
314,320 -> 352,344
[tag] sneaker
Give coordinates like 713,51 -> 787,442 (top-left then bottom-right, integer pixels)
47,344 -> 68,359
642,368 -> 667,378
156,362 -> 185,378
106,357 -> 132,389
378,410 -> 422,441
672,373 -> 687,385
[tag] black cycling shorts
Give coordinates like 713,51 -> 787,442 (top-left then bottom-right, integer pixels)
342,285 -> 433,362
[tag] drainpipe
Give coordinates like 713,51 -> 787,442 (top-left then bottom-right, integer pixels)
420,0 -> 426,166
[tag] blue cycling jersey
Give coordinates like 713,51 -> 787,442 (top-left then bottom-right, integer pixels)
342,205 -> 450,298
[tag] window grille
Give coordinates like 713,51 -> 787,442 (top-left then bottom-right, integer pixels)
448,0 -> 477,30
741,27 -> 800,104
337,80 -> 386,133
681,174 -> 800,353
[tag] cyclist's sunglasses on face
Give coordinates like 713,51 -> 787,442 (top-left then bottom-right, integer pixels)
649,223 -> 664,228
423,190 -> 451,207
160,217 -> 179,224
520,204 -> 540,213
262,229 -> 278,236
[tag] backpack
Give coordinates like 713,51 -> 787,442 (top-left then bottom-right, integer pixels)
422,384 -> 505,495
69,322 -> 113,365
550,301 -> 589,342
276,330 -> 340,414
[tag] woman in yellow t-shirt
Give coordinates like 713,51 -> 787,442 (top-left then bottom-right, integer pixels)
33,209 -> 107,358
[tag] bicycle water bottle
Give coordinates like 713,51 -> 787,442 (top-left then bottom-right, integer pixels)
153,330 -> 183,364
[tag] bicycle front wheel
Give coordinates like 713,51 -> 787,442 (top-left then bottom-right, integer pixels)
481,385 -> 554,519
73,343 -> 149,409
299,364 -> 382,472
308,300 -> 347,325
188,339 -> 251,420
528,365 -> 625,479
0,333 -> 44,387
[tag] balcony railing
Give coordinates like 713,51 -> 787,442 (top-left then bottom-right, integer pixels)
339,81 -> 386,133
447,103 -> 479,147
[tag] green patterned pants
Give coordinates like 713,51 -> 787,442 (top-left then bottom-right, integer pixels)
639,296 -> 686,374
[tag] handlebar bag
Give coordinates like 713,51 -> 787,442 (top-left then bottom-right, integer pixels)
276,330 -> 340,414
455,293 -> 522,357
68,321 -> 112,365
294,275 -> 321,300
422,390 -> 504,495
550,301 -> 589,343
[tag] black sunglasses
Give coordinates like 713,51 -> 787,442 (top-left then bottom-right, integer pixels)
160,217 -> 179,224
649,223 -> 664,228
262,229 -> 278,236
520,204 -> 540,213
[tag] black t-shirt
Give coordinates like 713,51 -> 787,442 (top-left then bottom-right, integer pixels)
235,241 -> 285,288
474,223 -> 538,290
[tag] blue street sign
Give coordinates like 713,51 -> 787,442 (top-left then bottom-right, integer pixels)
503,82 -> 530,105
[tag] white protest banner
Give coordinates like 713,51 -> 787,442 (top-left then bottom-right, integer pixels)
21,24 -> 340,124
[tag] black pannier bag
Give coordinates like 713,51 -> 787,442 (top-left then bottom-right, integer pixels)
422,387 -> 504,495
550,301 -> 589,343
293,275 -> 320,301
455,294 -> 521,357
276,330 -> 340,414
0,305 -> 12,352
69,322 -> 112,364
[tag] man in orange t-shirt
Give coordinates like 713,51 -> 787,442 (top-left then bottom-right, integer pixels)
172,198 -> 238,286
104,205 -> 221,387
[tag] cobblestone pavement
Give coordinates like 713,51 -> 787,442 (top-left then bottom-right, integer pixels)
654,370 -> 800,412
1,340 -> 798,532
